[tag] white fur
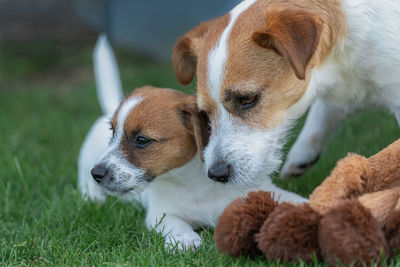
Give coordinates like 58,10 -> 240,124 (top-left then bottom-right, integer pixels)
78,34 -> 306,251
203,112 -> 290,186
283,0 -> 400,177
94,34 -> 123,115
140,154 -> 305,251
78,116 -> 110,202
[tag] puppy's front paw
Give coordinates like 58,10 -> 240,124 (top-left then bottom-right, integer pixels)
79,177 -> 107,203
165,231 -> 202,251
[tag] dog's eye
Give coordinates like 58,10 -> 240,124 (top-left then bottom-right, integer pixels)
134,135 -> 152,148
237,94 -> 259,110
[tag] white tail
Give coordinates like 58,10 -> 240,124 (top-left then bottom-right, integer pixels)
93,34 -> 124,115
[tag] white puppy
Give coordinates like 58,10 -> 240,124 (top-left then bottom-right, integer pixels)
78,35 -> 306,250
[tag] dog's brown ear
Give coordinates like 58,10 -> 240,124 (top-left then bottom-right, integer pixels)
173,37 -> 197,85
192,110 -> 211,160
173,20 -> 211,85
252,9 -> 322,80
179,96 -> 211,160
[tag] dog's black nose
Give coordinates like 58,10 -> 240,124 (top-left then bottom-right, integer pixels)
91,165 -> 107,183
208,161 -> 230,183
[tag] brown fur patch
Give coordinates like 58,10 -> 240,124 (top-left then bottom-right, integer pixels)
113,87 -> 199,178
173,15 -> 229,87
191,110 -> 210,160
173,37 -> 197,85
319,200 -> 388,267
256,203 -> 321,262
180,101 -> 211,160
214,191 -> 278,257
252,8 -> 322,80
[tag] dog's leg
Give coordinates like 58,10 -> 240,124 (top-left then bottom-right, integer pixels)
146,212 -> 202,251
281,98 -> 347,178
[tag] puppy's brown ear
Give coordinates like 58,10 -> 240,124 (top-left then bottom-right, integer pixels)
252,9 -> 322,80
173,20 -> 211,85
192,110 -> 211,160
180,96 -> 210,160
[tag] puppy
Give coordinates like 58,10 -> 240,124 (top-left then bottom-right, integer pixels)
173,0 -> 400,183
78,35 -> 306,250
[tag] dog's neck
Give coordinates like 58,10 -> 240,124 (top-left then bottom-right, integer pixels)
306,0 -> 377,103
286,0 -> 379,116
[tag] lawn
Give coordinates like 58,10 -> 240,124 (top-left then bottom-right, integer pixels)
1,39 -> 400,266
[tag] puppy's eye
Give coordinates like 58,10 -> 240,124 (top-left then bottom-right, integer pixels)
134,135 -> 152,148
237,94 -> 259,110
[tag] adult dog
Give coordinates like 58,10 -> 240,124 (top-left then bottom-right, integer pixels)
173,0 -> 400,183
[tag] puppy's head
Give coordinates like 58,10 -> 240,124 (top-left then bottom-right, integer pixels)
91,86 -> 209,195
173,1 -> 343,184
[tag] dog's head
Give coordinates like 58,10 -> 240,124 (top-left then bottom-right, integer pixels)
91,86 -> 209,195
173,1 -> 343,184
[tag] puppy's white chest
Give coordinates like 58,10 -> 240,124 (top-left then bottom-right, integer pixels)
142,176 -> 233,227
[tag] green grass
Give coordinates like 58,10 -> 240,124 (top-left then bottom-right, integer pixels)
1,40 -> 400,266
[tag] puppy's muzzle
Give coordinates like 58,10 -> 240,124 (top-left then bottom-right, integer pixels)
91,164 -> 108,183
208,161 -> 230,183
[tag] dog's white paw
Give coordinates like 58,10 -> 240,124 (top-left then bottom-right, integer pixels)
280,139 -> 321,179
79,177 -> 107,203
165,231 -> 202,251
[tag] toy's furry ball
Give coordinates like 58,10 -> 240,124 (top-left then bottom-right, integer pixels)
214,191 -> 278,257
256,203 -> 321,262
384,210 -> 400,251
319,199 -> 388,267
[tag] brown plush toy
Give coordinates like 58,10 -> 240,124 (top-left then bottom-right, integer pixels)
214,139 -> 400,266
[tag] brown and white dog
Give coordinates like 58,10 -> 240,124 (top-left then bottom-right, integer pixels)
78,35 -> 306,250
173,0 -> 400,183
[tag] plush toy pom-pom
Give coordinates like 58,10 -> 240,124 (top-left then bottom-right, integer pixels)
384,209 -> 400,251
319,199 -> 388,267
256,203 -> 321,262
214,191 -> 278,257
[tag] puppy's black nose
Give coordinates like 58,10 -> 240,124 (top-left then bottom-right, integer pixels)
208,161 -> 230,183
91,165 -> 107,183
